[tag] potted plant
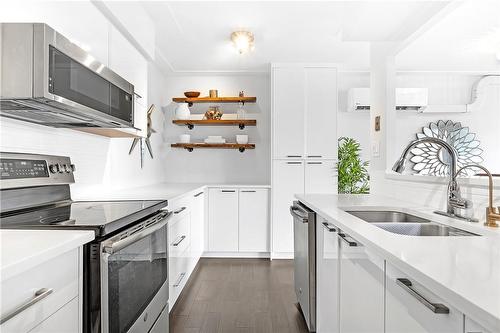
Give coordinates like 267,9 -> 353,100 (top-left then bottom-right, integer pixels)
337,137 -> 370,194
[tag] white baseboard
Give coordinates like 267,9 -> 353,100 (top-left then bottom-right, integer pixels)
202,251 -> 270,258
271,252 -> 294,260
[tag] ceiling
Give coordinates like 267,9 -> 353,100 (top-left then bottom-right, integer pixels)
396,0 -> 500,72
141,1 -> 451,73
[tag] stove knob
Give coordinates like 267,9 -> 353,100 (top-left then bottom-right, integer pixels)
70,164 -> 76,172
49,164 -> 59,174
63,164 -> 70,173
57,163 -> 64,173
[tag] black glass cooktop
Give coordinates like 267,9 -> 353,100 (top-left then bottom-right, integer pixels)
0,200 -> 168,237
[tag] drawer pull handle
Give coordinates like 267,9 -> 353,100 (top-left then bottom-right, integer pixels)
174,207 -> 186,214
194,192 -> 204,197
287,155 -> 302,158
171,235 -> 186,246
338,233 -> 358,247
286,162 -> 302,165
307,155 -> 322,158
307,162 -> 323,165
322,222 -> 337,232
396,278 -> 450,314
173,272 -> 186,287
221,190 -> 236,193
241,190 -> 256,193
0,288 -> 53,324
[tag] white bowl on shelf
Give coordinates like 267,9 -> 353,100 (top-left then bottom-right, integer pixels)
236,135 -> 248,144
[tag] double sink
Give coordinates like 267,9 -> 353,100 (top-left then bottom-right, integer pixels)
345,210 -> 478,237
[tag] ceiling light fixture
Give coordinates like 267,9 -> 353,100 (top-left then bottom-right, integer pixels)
231,31 -> 254,54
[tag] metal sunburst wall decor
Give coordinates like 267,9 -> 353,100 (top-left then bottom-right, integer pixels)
409,120 -> 483,176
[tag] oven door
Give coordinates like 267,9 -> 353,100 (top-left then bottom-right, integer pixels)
100,210 -> 171,333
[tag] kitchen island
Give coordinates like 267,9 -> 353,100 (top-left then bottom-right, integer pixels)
296,193 -> 500,333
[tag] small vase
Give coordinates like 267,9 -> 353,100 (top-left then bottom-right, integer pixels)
175,103 -> 190,120
237,107 -> 246,120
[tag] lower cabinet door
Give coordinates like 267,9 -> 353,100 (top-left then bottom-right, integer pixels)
305,160 -> 337,194
316,216 -> 339,333
208,188 -> 239,252
272,160 -> 304,254
30,297 -> 79,333
149,304 -> 169,333
339,232 -> 384,333
464,317 -> 493,333
238,189 -> 269,252
385,263 -> 463,333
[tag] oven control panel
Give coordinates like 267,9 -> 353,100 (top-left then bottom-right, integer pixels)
0,152 -> 75,189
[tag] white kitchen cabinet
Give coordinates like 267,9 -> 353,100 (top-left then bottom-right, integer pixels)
29,297 -> 79,333
305,67 -> 338,159
385,262 -> 463,333
0,249 -> 81,333
272,66 -> 305,159
339,232 -> 384,333
239,189 -> 270,252
272,160 -> 305,254
168,204 -> 191,307
191,190 -> 205,262
305,160 -> 338,194
208,188 -> 239,252
464,317 -> 493,333
316,216 -> 339,333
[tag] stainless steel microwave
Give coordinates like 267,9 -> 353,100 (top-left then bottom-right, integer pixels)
0,23 -> 135,128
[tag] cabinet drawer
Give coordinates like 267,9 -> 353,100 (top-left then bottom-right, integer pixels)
465,317 -> 492,333
385,263 -> 463,333
169,212 -> 190,257
29,297 -> 79,333
168,195 -> 192,216
1,249 -> 79,332
169,247 -> 190,308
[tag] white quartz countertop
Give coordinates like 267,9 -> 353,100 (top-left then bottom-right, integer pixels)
295,194 -> 500,332
73,182 -> 270,201
0,230 -> 94,281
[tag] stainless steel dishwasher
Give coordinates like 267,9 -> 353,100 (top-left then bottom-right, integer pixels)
290,201 -> 316,332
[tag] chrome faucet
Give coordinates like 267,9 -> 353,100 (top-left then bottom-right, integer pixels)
392,137 -> 474,220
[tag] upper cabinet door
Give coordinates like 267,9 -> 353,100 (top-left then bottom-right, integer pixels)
272,66 -> 305,159
305,67 -> 338,159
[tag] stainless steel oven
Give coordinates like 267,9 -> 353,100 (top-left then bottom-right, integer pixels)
91,210 -> 171,333
0,23 -> 135,128
0,152 -> 171,333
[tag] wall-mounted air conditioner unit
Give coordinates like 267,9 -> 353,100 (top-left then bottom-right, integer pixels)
346,87 -> 429,112
395,88 -> 428,111
347,88 -> 370,112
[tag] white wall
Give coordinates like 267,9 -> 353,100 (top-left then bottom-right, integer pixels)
161,74 -> 271,184
337,72 -> 371,163
392,73 -> 500,174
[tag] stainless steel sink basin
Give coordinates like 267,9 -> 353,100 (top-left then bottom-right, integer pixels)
346,210 -> 430,224
345,210 -> 478,237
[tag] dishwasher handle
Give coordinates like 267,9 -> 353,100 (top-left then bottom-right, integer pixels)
290,205 -> 309,223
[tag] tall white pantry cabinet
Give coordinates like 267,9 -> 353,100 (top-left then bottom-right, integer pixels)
271,64 -> 338,257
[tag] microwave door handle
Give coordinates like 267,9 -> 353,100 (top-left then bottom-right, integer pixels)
103,211 -> 172,254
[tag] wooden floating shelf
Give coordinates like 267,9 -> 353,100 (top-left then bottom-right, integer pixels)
172,96 -> 256,106
172,119 -> 256,130
171,143 -> 255,152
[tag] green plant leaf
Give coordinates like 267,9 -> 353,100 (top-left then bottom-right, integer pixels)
337,137 -> 370,194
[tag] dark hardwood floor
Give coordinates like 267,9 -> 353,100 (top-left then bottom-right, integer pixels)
169,258 -> 309,333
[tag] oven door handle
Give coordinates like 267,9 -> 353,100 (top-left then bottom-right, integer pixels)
103,211 -> 172,254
